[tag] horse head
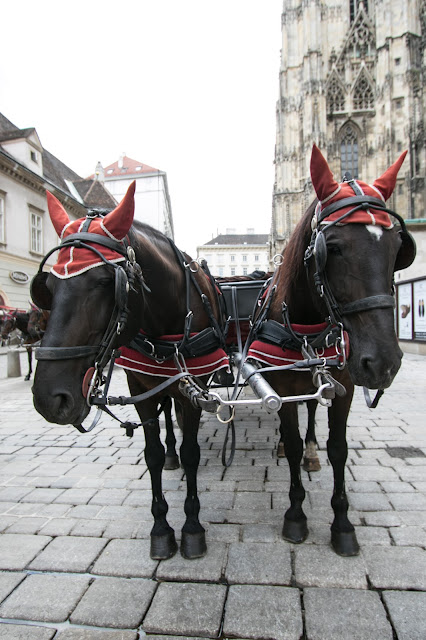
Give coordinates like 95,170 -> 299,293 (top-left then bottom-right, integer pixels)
306,144 -> 415,389
1,311 -> 16,341
31,181 -> 144,426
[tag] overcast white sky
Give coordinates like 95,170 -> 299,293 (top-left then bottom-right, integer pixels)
1,0 -> 283,257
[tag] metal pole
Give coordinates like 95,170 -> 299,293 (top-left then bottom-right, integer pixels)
234,353 -> 282,413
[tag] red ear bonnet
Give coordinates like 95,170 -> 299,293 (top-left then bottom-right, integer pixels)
47,181 -> 136,278
373,151 -> 407,201
310,144 -> 341,203
310,144 -> 407,227
46,191 -> 71,237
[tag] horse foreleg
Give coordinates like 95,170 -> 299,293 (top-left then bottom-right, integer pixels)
127,375 -> 177,560
179,402 -> 206,559
163,397 -> 180,470
280,403 -> 308,544
303,399 -> 321,472
25,347 -> 32,381
327,387 -> 359,556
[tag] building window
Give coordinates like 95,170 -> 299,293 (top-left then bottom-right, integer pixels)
30,150 -> 38,163
30,210 -> 43,254
231,267 -> 236,276
242,255 -> 247,262
254,255 -> 259,262
243,267 -> 248,276
0,193 -> 5,244
217,254 -> 224,264
230,255 -> 235,262
327,76 -> 345,114
340,125 -> 359,179
353,74 -> 374,110
350,0 -> 369,22
218,267 -> 224,277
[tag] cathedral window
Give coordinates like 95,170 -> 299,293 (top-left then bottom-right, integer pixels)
347,7 -> 374,59
340,125 -> 359,179
327,77 -> 345,114
353,74 -> 374,110
350,0 -> 369,22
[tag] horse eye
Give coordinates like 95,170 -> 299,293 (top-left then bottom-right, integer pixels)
328,245 -> 342,257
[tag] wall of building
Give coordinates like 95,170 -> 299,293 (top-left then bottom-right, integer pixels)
271,0 -> 426,256
197,244 -> 269,278
0,155 -> 65,308
104,173 -> 173,239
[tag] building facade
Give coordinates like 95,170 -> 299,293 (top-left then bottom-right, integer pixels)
197,232 -> 270,277
0,113 -> 116,309
271,0 -> 426,255
93,155 -> 174,239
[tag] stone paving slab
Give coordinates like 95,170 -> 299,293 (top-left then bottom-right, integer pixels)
55,630 -> 138,640
294,544 -> 368,589
0,624 -> 56,639
362,546 -> 426,590
382,590 -> 426,640
225,541 -> 292,585
0,574 -> 90,622
28,535 -> 108,572
0,534 -> 51,570
92,538 -> 158,577
156,541 -> 227,582
142,582 -> 227,637
304,587 -> 393,640
70,576 -> 156,628
223,584 -> 303,640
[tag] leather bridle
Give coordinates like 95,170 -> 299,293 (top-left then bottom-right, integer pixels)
32,229 -> 145,367
304,187 -> 412,326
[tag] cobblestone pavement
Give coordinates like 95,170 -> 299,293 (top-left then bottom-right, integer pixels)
0,348 -> 425,639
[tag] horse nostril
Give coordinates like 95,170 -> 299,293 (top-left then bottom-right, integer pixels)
48,390 -> 75,421
360,355 -> 374,373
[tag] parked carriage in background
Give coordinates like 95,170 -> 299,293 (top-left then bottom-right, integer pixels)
30,145 -> 415,560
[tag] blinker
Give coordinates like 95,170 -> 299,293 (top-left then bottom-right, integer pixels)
30,271 -> 52,310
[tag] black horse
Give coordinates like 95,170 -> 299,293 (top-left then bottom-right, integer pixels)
1,307 -> 48,380
31,182 -> 225,560
251,144 -> 415,555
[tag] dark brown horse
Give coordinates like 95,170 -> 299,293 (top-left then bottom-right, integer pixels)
252,145 -> 415,556
1,307 -> 48,380
31,182 -> 225,560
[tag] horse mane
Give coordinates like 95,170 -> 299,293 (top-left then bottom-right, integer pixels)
280,200 -> 316,296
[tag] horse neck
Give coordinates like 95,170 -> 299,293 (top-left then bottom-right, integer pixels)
131,228 -> 188,335
15,313 -> 29,335
270,205 -> 323,325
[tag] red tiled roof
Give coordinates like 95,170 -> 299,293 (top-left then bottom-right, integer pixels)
100,156 -> 161,178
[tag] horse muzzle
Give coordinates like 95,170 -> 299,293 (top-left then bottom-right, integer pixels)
347,344 -> 402,389
32,383 -> 90,426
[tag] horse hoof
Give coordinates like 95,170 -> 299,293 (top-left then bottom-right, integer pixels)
150,531 -> 178,560
181,531 -> 207,559
164,455 -> 180,470
303,456 -> 321,472
24,375 -> 31,382
282,518 -> 308,544
331,530 -> 360,556
277,442 -> 286,458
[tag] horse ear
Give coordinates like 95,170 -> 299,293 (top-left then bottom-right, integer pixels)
373,150 -> 407,201
310,144 -> 340,202
103,181 -> 136,239
46,191 -> 71,237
